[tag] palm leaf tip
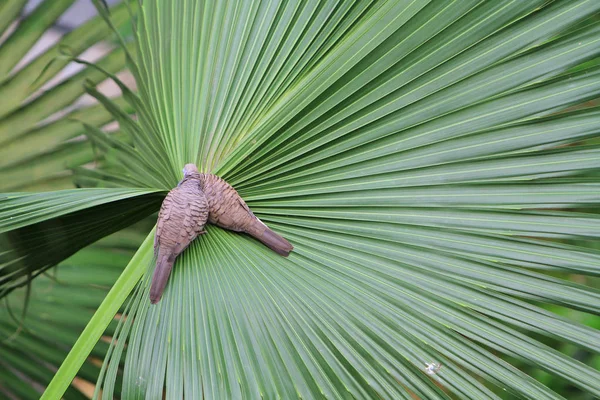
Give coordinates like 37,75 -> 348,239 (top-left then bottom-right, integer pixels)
0,189 -> 164,298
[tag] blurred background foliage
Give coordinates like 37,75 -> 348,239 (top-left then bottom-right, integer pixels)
0,1 -> 150,398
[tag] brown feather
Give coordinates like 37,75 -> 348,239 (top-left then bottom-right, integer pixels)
199,173 -> 293,256
151,167 -> 208,304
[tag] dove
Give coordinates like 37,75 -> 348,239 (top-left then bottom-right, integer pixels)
199,173 -> 293,257
150,164 -> 209,304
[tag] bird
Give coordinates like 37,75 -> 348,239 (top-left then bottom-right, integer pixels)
199,173 -> 293,257
150,163 -> 209,304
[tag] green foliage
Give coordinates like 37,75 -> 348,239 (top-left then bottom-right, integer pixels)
0,225 -> 147,399
4,0 -> 600,399
0,0 -> 157,299
0,189 -> 163,297
0,1 -> 153,398
0,0 -> 133,192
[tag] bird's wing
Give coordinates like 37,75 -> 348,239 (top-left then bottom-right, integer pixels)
237,196 -> 253,215
155,189 -> 176,255
174,195 -> 208,255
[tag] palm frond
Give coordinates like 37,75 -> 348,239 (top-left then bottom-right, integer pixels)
35,0 -> 600,398
0,0 -> 135,193
0,226 -> 146,399
0,188 -> 163,297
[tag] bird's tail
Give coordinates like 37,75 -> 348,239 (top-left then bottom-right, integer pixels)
247,220 -> 293,257
149,252 -> 176,304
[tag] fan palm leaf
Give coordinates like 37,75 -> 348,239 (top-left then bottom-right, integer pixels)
0,0 -> 134,192
5,0 -> 598,398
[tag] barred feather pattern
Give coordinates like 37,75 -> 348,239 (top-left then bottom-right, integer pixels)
150,173 -> 209,303
199,173 -> 293,257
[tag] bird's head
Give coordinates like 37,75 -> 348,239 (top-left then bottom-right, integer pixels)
182,163 -> 199,177
178,163 -> 200,186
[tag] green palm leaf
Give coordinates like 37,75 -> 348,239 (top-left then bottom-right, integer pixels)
0,0 -> 134,192
0,2 -> 158,397
0,0 -> 147,298
0,188 -> 162,297
0,226 -> 147,399
30,0 -> 600,398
